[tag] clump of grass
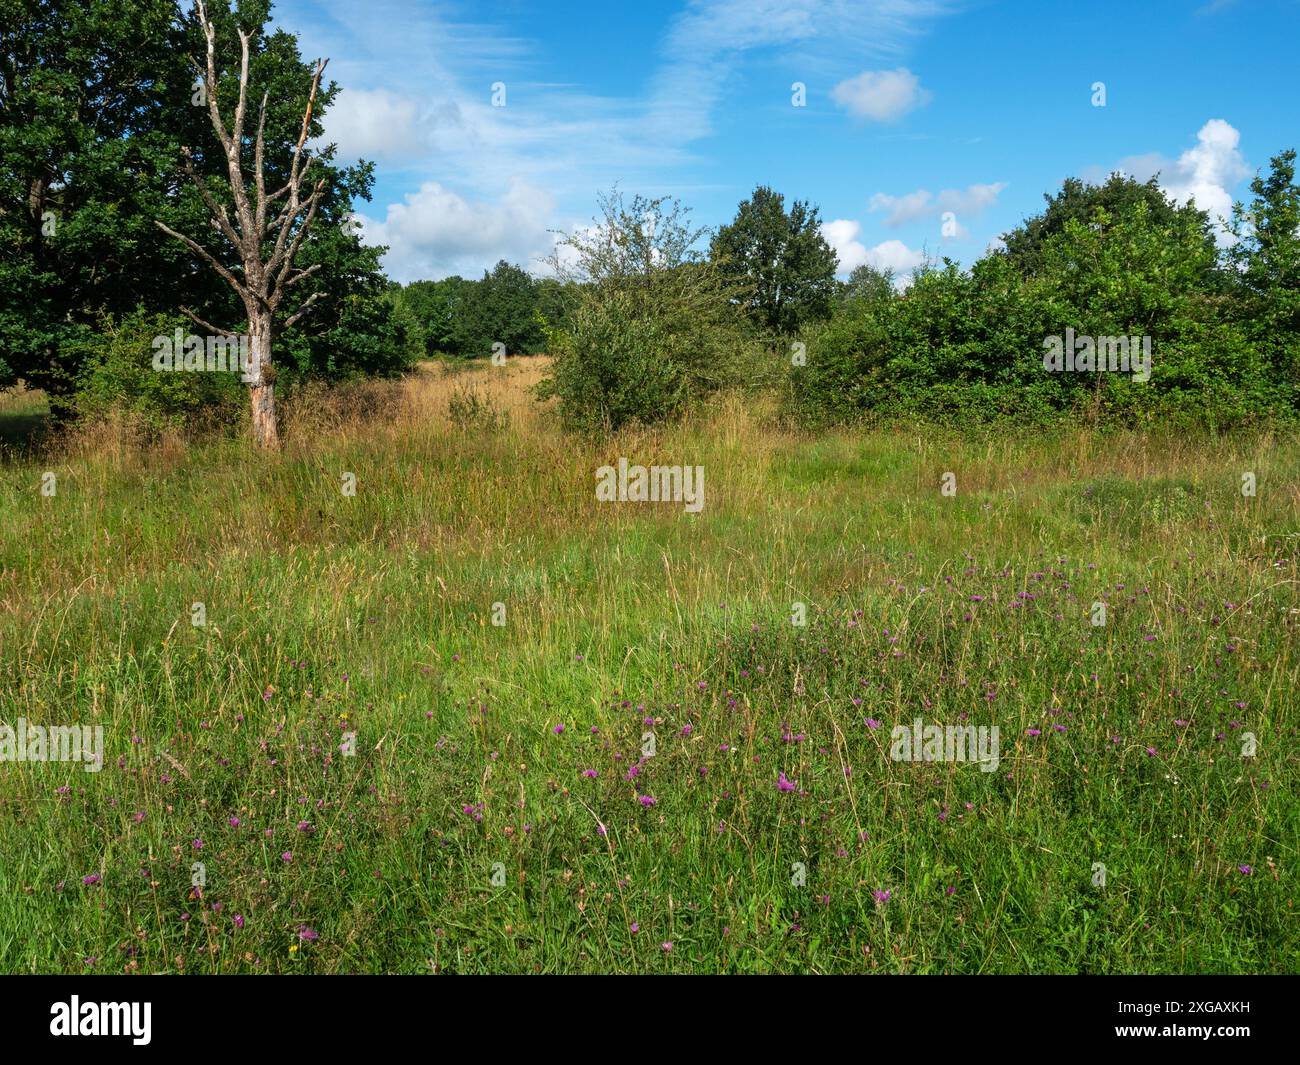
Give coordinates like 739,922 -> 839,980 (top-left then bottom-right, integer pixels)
447,384 -> 508,434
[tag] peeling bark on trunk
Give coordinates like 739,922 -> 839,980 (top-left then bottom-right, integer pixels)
247,316 -> 277,449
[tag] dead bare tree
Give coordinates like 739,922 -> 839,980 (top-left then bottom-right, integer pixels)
156,0 -> 329,449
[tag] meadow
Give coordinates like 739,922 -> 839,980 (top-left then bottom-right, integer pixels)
0,360 -> 1296,973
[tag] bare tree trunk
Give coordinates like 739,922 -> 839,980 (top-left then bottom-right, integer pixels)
248,312 -> 277,449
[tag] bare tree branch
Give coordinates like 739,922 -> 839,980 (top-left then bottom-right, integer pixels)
280,262 -> 322,291
180,148 -> 241,249
180,306 -> 238,336
282,291 -> 323,330
154,219 -> 248,299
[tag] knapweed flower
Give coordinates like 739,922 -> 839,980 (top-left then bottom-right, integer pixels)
227,817 -> 240,828
872,889 -> 891,904
82,874 -> 101,886
297,925 -> 319,942
582,769 -> 598,779
192,838 -> 203,850
1025,728 -> 1041,737
661,941 -> 673,952
296,821 -> 314,833
638,794 -> 657,807
1238,864 -> 1252,876
281,851 -> 292,863
777,771 -> 796,792
629,922 -> 639,933
233,914 -> 245,929
865,718 -> 881,730
552,723 -> 565,735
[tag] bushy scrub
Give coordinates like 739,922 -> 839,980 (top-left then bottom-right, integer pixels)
538,190 -> 757,434
788,169 -> 1299,429
69,309 -> 246,434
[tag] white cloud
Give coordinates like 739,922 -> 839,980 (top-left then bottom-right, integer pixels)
325,88 -> 421,160
363,178 -> 557,282
869,181 -> 1006,226
822,219 -> 925,280
1162,119 -> 1249,236
831,68 -> 931,122
822,218 -> 869,271
1102,119 -> 1249,246
865,237 -> 927,275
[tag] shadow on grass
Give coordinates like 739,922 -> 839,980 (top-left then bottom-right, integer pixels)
0,389 -> 52,456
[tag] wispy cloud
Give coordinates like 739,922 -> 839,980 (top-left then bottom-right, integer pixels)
869,181 -> 1006,226
274,0 -> 958,280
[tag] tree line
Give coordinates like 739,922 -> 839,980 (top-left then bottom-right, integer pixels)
3,0 -> 1296,444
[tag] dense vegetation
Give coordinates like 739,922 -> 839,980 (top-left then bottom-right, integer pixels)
2,0 -> 1297,977
1,365 -> 1295,973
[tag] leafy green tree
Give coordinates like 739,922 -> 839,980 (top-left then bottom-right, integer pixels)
1002,173 -> 1218,281
0,0 -> 203,409
0,0 -> 406,438
1231,150 -> 1300,407
838,263 -> 896,309
710,185 -> 838,336
398,277 -> 461,355
458,260 -> 542,357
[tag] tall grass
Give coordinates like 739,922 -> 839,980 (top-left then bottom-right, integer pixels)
0,362 -> 1295,973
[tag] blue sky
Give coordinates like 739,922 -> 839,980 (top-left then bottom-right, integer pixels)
271,0 -> 1300,283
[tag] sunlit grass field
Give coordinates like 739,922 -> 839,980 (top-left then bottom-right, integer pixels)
0,361 -> 1296,973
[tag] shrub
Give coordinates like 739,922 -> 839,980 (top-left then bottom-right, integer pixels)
69,309 -> 246,434
538,190 -> 756,433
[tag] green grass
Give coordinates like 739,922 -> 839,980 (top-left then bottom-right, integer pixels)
0,367 -> 1296,973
